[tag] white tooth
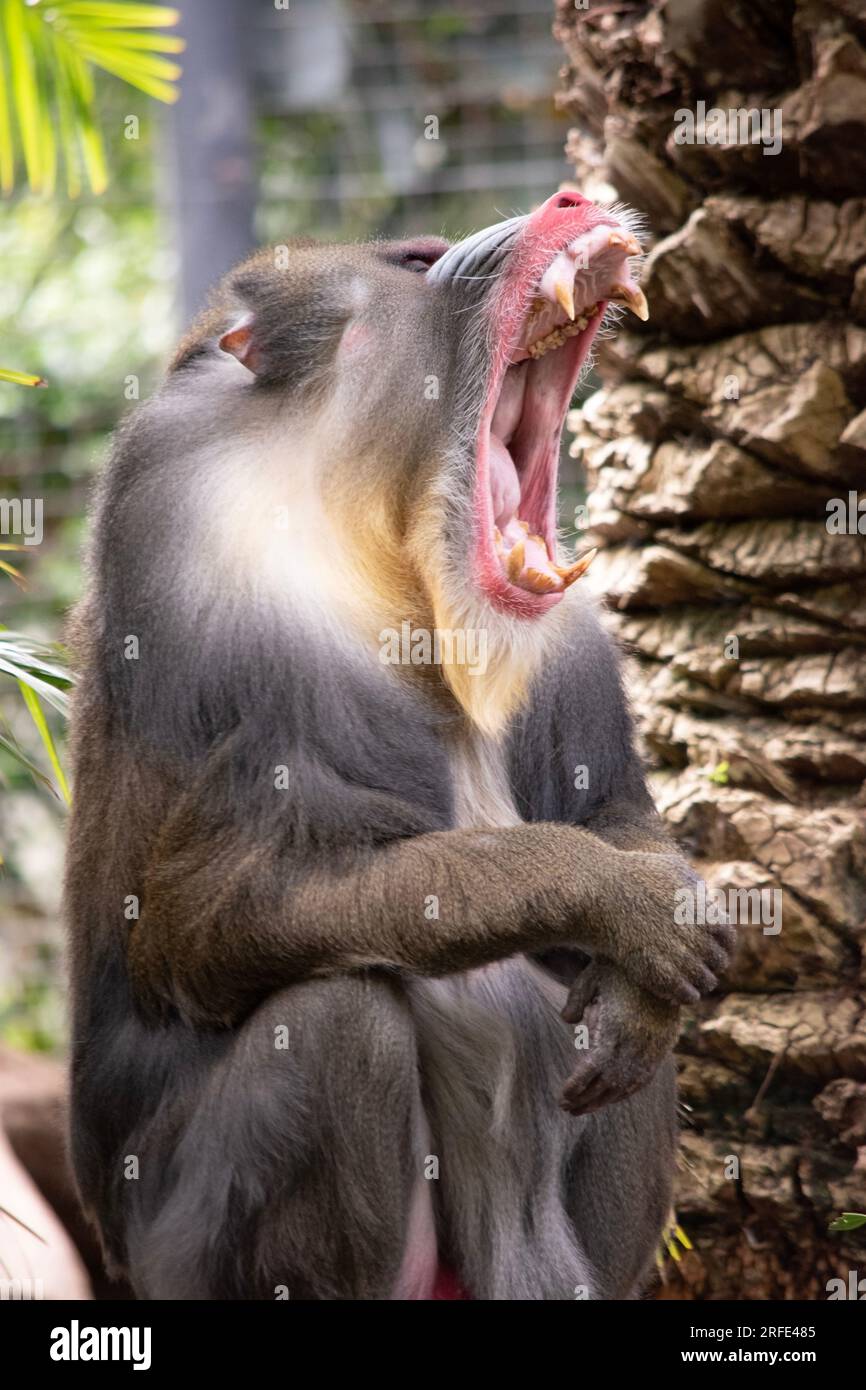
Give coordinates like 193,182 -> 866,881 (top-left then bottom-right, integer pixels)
555,279 -> 575,321
609,230 -> 642,256
539,249 -> 578,315
609,282 -> 649,321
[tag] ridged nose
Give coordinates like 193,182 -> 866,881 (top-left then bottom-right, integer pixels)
425,213 -> 526,286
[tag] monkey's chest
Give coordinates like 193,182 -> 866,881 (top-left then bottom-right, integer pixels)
447,732 -> 522,830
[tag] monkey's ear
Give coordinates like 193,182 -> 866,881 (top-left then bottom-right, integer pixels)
218,313 -> 262,374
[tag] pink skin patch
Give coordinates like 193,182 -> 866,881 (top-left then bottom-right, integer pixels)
470,189 -> 641,618
338,322 -> 373,356
431,1264 -> 473,1300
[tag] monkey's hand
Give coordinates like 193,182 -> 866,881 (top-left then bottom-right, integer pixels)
558,959 -> 679,1116
600,851 -> 734,1007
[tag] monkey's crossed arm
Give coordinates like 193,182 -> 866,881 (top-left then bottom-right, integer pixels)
129,774 -> 731,1075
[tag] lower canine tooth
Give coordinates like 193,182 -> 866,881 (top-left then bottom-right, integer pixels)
523,568 -> 562,594
554,547 -> 599,587
507,541 -> 525,581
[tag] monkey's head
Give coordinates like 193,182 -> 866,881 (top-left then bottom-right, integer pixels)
169,190 -> 645,729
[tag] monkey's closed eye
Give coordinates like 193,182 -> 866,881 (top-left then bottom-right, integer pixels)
400,254 -> 437,273
382,239 -> 449,274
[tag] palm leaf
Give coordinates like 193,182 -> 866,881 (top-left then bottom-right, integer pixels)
3,0 -> 44,190
0,631 -> 73,713
67,43 -> 181,102
1,0 -> 183,195
0,632 -> 72,803
0,32 -> 14,192
58,40 -> 107,194
0,719 -> 56,794
0,367 -> 47,386
55,3 -> 180,25
0,558 -> 25,585
47,23 -> 83,198
64,27 -> 184,53
16,680 -> 70,804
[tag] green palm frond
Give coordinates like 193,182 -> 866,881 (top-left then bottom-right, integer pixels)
0,629 -> 72,803
0,629 -> 72,715
0,0 -> 182,197
0,366 -> 46,386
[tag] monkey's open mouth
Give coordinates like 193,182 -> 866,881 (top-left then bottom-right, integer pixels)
466,196 -> 646,619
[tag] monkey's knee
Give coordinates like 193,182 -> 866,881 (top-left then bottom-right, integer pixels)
250,975 -> 425,1299
130,974 -> 423,1299
567,1056 -> 677,1299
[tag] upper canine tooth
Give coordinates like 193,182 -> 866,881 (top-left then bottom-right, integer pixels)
609,230 -> 642,256
554,279 -> 576,321
609,282 -> 649,321
539,248 -> 578,318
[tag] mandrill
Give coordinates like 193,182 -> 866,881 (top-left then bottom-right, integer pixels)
65,190 -> 732,1300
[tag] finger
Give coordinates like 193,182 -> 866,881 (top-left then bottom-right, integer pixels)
561,970 -> 602,1023
657,973 -> 701,1007
688,963 -> 718,995
561,986 -> 596,1024
560,1071 -> 610,1115
559,1059 -> 602,1107
704,939 -> 731,972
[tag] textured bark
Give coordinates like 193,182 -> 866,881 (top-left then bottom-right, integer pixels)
555,0 -> 866,1299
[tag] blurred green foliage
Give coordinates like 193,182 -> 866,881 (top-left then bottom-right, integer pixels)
1,77 -> 173,1051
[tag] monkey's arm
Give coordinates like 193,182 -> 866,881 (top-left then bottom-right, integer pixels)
558,786 -> 723,1115
129,801 -> 728,1028
511,664 -> 725,1114
578,769 -> 684,856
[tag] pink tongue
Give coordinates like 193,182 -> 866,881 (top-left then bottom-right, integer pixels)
488,362 -> 563,594
487,448 -> 563,594
489,434 -> 520,530
489,365 -> 526,529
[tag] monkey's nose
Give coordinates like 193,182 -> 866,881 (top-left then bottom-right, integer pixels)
526,188 -> 593,240
544,189 -> 591,213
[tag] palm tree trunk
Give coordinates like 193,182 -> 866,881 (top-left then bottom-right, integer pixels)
555,0 -> 866,1299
